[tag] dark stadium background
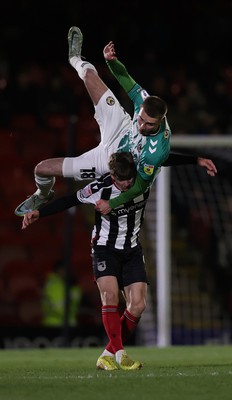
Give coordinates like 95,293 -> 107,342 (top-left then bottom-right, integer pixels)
1,0 -> 232,348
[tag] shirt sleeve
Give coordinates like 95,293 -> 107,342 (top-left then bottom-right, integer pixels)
40,180 -> 104,217
39,193 -> 81,218
163,152 -> 198,166
106,59 -> 136,93
109,173 -> 150,209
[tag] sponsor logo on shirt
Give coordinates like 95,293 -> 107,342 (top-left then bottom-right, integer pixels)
106,96 -> 115,106
116,199 -> 147,216
144,164 -> 154,175
79,186 -> 93,199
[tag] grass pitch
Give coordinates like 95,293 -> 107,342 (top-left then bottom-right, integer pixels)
0,346 -> 231,400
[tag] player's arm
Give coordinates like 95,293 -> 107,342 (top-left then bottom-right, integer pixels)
109,151 -> 218,208
164,152 -> 217,176
164,152 -> 198,166
40,193 -> 80,216
109,173 -> 150,208
96,147 -> 167,214
95,173 -> 150,214
104,41 -> 136,93
22,193 -> 81,230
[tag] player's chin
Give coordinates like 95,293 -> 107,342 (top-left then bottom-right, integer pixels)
140,130 -> 150,136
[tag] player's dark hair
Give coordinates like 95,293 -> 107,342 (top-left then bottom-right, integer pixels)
143,95 -> 167,119
109,152 -> 137,181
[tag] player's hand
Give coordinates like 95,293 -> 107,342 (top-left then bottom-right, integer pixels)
22,210 -> 40,230
103,41 -> 117,61
95,199 -> 112,215
197,158 -> 217,177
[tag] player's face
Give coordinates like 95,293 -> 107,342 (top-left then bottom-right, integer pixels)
137,108 -> 162,136
113,176 -> 135,191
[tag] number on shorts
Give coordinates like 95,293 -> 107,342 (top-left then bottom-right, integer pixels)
80,167 -> 96,179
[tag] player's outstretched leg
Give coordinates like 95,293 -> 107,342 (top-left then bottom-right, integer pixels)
68,26 -> 83,61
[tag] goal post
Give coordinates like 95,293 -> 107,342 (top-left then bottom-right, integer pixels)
155,135 -> 232,346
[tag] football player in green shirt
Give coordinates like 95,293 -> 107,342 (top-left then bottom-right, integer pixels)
15,26 -> 217,217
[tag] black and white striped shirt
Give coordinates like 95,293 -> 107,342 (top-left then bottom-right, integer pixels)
77,173 -> 150,250
40,173 -> 150,251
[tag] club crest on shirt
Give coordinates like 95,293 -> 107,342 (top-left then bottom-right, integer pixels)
164,130 -> 169,139
137,88 -> 149,101
144,164 -> 154,175
106,96 -> 115,106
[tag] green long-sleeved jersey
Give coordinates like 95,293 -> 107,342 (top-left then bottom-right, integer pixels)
106,59 -> 171,209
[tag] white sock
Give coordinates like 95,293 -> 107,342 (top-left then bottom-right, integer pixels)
115,349 -> 126,364
35,175 -> 55,198
69,56 -> 97,80
101,349 -> 114,357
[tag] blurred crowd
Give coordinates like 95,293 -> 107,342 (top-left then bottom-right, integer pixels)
1,0 -> 232,135
1,48 -> 232,136
1,0 -> 232,335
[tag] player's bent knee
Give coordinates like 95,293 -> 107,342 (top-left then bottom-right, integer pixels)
35,161 -> 47,176
129,301 -> 146,317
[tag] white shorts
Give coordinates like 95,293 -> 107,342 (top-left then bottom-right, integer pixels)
63,89 -> 131,180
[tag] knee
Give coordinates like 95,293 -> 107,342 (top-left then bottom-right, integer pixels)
34,161 -> 45,176
101,290 -> 118,306
128,299 -> 146,317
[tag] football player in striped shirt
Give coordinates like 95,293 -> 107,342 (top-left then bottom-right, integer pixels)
22,152 -> 150,370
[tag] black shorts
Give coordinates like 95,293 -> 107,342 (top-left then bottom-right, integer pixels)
92,244 -> 149,289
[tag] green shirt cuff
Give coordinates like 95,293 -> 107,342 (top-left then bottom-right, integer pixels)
109,174 -> 150,209
106,59 -> 136,93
